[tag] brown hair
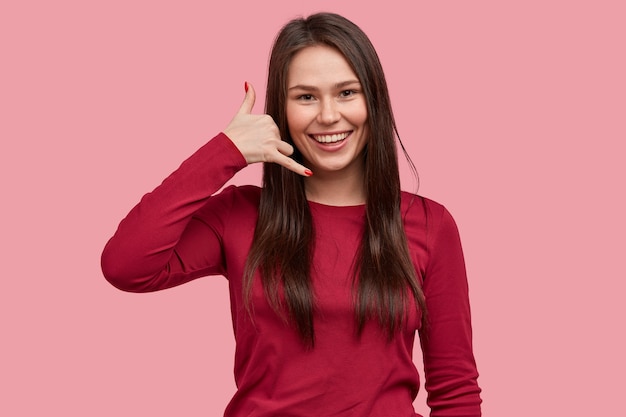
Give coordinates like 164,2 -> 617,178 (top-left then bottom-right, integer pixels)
244,12 -> 426,348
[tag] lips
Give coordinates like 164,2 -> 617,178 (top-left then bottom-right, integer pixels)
310,132 -> 350,144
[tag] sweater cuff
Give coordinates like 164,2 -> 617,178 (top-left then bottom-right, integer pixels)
216,131 -> 248,170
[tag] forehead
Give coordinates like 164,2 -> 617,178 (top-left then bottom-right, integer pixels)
287,45 -> 358,86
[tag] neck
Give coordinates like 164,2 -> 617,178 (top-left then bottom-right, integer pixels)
304,168 -> 366,206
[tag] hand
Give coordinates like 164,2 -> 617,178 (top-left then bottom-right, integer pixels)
223,82 -> 312,176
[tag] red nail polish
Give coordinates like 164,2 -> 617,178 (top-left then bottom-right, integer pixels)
244,82 -> 249,92
304,169 -> 313,177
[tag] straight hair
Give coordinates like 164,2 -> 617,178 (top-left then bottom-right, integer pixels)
244,12 -> 426,348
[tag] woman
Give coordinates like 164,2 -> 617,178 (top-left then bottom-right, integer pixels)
102,12 -> 482,417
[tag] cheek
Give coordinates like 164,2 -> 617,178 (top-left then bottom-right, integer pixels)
286,105 -> 305,133
357,104 -> 369,127
287,106 -> 317,144
347,100 -> 368,128
285,108 -> 307,151
354,104 -> 369,145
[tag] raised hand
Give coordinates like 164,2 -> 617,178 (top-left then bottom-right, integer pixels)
223,82 -> 312,176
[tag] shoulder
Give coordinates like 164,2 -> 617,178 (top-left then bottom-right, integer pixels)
219,184 -> 261,205
401,191 -> 448,223
401,191 -> 461,241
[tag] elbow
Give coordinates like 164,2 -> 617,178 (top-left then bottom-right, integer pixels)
100,238 -> 179,292
102,271 -> 139,293
100,245 -> 149,293
101,253 -> 137,292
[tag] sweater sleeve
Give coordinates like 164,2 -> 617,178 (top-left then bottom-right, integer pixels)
420,206 -> 482,416
101,133 -> 248,292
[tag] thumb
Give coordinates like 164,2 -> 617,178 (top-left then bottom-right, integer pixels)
237,81 -> 256,115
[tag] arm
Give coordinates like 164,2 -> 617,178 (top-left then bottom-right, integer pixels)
101,133 -> 247,292
419,207 -> 482,416
101,83 -> 310,292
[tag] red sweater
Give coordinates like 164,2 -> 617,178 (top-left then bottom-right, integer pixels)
101,133 -> 481,417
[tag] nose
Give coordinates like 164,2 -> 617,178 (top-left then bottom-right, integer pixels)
317,99 -> 340,125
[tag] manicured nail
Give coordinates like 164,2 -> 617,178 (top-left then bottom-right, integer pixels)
304,169 -> 313,177
244,81 -> 249,92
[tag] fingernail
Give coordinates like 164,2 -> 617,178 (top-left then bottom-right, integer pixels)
304,169 -> 313,177
244,81 -> 248,93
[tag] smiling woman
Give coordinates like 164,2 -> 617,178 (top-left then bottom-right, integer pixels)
101,12 -> 482,417
286,45 -> 369,204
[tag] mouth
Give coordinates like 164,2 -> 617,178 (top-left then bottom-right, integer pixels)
309,131 -> 351,144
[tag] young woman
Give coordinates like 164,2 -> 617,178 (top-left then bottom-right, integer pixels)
102,12 -> 482,417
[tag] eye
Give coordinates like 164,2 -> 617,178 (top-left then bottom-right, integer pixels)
340,90 -> 357,98
297,94 -> 314,101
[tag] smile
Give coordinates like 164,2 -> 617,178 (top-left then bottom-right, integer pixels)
310,132 -> 350,143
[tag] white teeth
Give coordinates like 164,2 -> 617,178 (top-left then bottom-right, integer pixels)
312,132 -> 349,143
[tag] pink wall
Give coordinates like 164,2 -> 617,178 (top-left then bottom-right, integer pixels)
2,1 -> 624,415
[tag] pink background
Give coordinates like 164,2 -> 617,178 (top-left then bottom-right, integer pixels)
2,0 -> 624,415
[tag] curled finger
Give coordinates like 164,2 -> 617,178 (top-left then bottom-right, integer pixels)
276,140 -> 295,157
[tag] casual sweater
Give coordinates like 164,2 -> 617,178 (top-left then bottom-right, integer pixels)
101,133 -> 482,417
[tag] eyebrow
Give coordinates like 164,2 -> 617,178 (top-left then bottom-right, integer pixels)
288,80 -> 361,91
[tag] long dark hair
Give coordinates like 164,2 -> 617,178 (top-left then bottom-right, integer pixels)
244,12 -> 426,348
